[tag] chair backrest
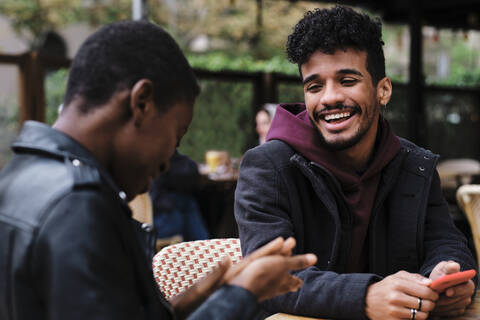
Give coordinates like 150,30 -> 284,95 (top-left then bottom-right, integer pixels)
457,184 -> 480,265
152,238 -> 242,299
129,192 -> 153,225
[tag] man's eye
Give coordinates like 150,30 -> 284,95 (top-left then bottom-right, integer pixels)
306,84 -> 322,92
341,79 -> 357,85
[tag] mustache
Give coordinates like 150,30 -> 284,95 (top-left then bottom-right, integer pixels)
313,104 -> 361,122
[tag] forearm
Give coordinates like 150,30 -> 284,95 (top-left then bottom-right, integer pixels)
187,285 -> 260,320
262,268 -> 381,319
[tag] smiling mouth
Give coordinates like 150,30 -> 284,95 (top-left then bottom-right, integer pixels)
317,107 -> 360,124
324,112 -> 352,123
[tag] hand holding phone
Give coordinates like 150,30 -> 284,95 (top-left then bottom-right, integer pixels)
429,269 -> 476,292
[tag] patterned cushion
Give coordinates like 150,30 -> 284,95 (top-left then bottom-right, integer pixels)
152,238 -> 243,299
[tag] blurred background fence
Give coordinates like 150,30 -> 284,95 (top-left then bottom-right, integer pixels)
1,51 -> 479,167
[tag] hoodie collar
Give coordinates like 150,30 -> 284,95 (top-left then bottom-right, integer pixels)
266,103 -> 401,188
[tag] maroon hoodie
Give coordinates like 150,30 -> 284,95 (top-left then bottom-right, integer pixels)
266,103 -> 401,272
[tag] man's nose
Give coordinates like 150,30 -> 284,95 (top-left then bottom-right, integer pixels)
319,82 -> 345,108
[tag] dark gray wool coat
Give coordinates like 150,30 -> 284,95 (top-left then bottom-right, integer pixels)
235,138 -> 478,319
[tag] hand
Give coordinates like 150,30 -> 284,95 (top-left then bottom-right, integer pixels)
429,261 -> 475,318
169,256 -> 231,320
365,271 -> 439,320
224,236 -> 297,282
229,246 -> 317,301
170,237 -> 308,318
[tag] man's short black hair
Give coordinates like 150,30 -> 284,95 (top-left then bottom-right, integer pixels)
286,5 -> 386,84
64,21 -> 200,113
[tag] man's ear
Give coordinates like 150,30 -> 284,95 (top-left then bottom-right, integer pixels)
376,77 -> 392,107
130,79 -> 155,127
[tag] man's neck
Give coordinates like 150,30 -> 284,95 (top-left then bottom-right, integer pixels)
335,140 -> 375,172
53,104 -> 117,170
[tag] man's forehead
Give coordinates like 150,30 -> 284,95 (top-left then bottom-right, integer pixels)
301,49 -> 368,78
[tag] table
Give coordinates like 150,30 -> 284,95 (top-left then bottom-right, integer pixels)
266,291 -> 480,319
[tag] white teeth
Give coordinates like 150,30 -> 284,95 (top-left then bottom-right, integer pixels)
324,112 -> 351,121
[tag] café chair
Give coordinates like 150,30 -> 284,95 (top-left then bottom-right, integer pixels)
457,184 -> 480,264
438,159 -> 480,189
129,192 -> 154,225
152,238 -> 242,299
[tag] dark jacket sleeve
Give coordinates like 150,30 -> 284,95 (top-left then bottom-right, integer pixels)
188,285 -> 260,320
419,171 -> 478,283
31,190 -> 169,320
234,146 -> 380,319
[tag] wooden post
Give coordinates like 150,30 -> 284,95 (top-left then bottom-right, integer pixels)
408,0 -> 427,146
18,51 -> 45,129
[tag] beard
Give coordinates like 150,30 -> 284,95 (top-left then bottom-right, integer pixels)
310,102 -> 379,151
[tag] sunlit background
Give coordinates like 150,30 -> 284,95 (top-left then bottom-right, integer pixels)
1,0 -> 479,165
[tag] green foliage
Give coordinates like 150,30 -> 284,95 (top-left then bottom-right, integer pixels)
425,32 -> 480,87
178,80 -> 255,162
0,97 -> 19,168
187,52 -> 298,75
277,82 -> 303,103
433,41 -> 480,86
0,0 -> 130,45
45,68 -> 68,124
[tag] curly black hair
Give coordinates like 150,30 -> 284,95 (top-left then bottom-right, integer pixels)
64,21 -> 200,113
286,5 -> 385,84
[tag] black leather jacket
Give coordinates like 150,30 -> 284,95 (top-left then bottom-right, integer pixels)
0,121 -> 259,320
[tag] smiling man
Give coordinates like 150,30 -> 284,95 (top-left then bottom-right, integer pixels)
0,21 -> 318,320
235,5 -> 477,320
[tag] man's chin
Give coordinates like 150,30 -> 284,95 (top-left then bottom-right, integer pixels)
317,131 -> 363,151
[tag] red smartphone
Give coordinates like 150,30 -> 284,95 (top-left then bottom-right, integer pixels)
429,269 -> 476,292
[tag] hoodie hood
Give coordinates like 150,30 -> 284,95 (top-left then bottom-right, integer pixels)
266,103 -> 400,189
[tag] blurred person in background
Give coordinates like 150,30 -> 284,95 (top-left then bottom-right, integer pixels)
150,151 -> 209,242
255,107 -> 272,145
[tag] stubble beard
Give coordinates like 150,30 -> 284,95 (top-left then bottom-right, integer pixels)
311,102 -> 379,151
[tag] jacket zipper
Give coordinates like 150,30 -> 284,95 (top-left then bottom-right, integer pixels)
308,161 -> 354,271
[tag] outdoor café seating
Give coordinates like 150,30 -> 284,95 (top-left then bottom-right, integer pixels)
457,184 -> 480,265
152,238 -> 242,299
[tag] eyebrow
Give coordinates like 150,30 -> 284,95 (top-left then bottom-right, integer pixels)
337,68 -> 363,77
302,68 -> 364,86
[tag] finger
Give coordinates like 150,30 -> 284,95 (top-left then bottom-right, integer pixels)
431,307 -> 467,318
279,237 -> 296,256
443,261 -> 461,275
276,274 -> 303,293
390,272 -> 438,301
393,307 -> 429,320
445,279 -> 475,298
396,271 -> 432,286
284,254 -> 317,271
195,256 -> 231,293
244,237 -> 284,261
224,237 -> 285,281
260,275 -> 303,302
405,296 -> 436,312
430,261 -> 460,280
436,295 -> 463,308
435,295 -> 472,309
